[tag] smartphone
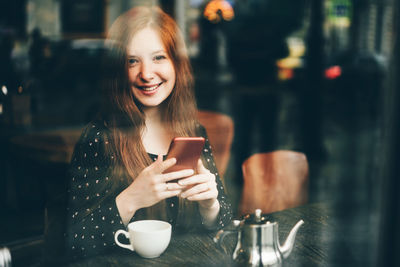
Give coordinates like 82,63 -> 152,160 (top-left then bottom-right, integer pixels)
164,137 -> 205,173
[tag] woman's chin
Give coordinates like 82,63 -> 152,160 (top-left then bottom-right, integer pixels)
137,98 -> 165,109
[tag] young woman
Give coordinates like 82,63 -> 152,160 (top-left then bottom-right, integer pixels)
64,6 -> 232,260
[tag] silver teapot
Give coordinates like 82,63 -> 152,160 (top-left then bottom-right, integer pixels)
214,209 -> 304,267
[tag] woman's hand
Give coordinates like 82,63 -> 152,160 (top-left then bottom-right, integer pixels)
179,159 -> 219,209
116,155 -> 194,224
178,159 -> 220,226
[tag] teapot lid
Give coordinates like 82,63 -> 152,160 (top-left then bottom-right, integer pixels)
242,209 -> 269,225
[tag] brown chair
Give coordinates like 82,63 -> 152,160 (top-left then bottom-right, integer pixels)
197,110 -> 234,178
239,150 -> 309,216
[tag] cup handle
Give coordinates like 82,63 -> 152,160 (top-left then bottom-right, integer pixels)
114,229 -> 134,251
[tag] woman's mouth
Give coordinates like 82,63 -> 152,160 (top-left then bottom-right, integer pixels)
138,82 -> 162,92
134,82 -> 163,96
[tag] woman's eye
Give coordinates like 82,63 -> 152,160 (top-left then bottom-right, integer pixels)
154,55 -> 166,61
127,58 -> 138,65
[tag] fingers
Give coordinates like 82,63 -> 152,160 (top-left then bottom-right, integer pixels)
180,181 -> 217,199
179,164 -> 217,201
162,169 -> 195,183
160,190 -> 182,199
149,155 -> 196,182
196,159 -> 209,174
165,182 -> 185,191
148,156 -> 177,174
178,173 -> 210,186
154,180 -> 185,192
153,182 -> 183,200
185,191 -> 217,201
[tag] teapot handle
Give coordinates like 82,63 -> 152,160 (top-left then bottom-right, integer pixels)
213,220 -> 241,253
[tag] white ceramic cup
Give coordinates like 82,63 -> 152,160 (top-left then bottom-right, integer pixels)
114,220 -> 171,258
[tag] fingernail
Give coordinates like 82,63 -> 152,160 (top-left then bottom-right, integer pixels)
178,180 -> 186,185
180,192 -> 186,198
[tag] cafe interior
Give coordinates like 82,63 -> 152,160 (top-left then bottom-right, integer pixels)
0,0 -> 399,266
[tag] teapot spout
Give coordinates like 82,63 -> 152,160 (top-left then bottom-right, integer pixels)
279,220 -> 304,259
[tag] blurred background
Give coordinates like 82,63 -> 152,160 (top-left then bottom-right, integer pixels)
0,0 -> 399,266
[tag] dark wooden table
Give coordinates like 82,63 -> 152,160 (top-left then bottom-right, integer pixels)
65,202 -> 372,267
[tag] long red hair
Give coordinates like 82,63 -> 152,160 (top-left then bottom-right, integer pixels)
101,6 -> 198,222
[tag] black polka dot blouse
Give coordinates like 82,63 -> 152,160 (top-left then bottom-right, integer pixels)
64,121 -> 233,260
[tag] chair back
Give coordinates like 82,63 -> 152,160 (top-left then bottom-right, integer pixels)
239,150 -> 309,215
197,110 -> 234,178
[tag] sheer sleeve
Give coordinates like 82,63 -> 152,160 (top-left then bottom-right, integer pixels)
197,125 -> 233,230
64,122 -> 125,260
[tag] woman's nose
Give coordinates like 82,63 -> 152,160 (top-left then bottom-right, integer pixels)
139,62 -> 154,81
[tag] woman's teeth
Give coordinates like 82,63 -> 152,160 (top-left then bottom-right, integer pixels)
141,84 -> 160,91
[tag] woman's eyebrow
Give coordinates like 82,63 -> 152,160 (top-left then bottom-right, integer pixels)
127,50 -> 165,57
151,50 -> 166,55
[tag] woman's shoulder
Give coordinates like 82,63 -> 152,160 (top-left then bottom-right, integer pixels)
69,120 -> 111,168
78,119 -> 110,145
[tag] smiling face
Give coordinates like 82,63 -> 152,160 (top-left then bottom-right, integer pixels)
126,27 -> 176,109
